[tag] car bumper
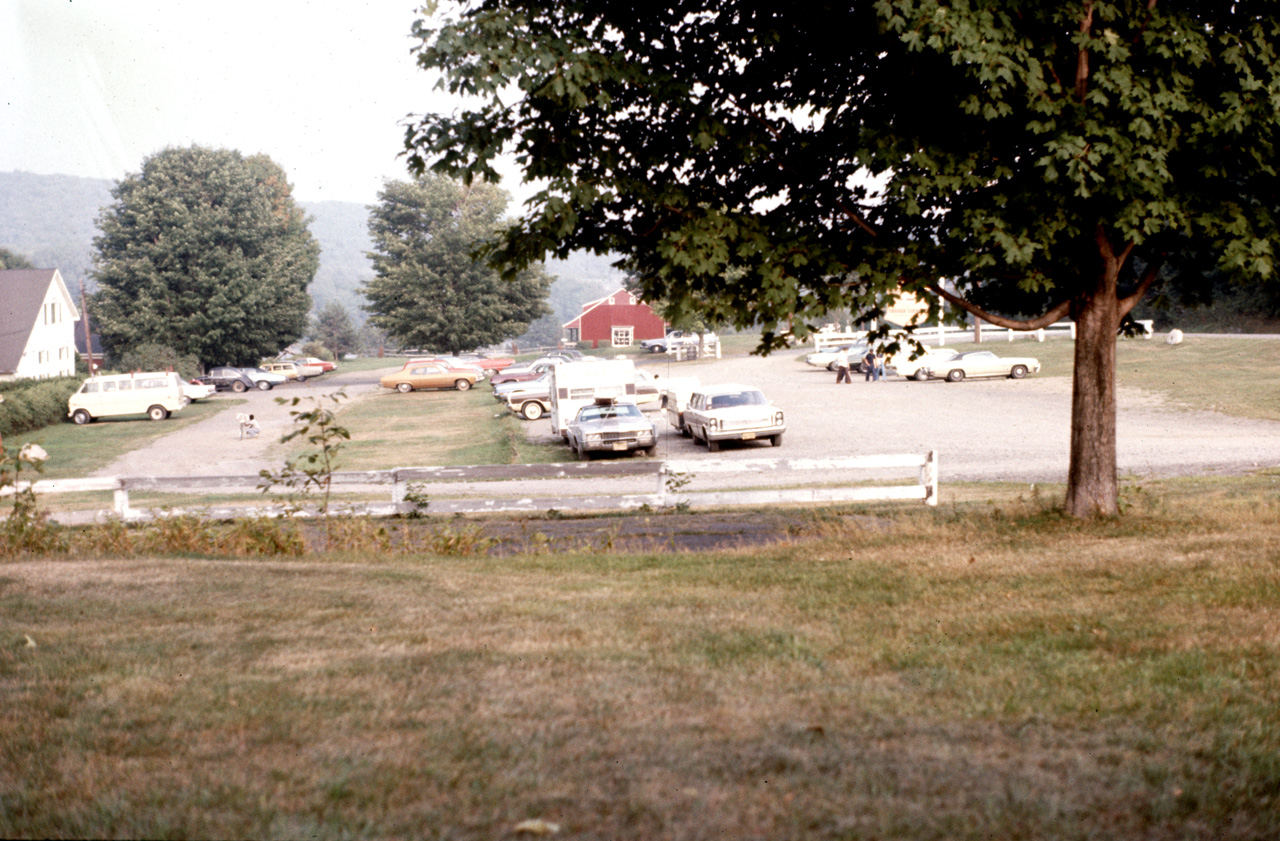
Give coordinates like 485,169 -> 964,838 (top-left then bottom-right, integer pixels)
705,424 -> 786,442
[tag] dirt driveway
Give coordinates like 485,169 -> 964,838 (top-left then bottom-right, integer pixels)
91,342 -> 1280,488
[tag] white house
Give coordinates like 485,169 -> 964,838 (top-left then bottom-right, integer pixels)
0,269 -> 81,381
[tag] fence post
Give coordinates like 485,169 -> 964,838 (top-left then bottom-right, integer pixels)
113,480 -> 130,518
391,469 -> 406,504
656,463 -> 668,508
922,450 -> 939,507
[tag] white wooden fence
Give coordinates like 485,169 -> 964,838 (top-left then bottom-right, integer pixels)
2,451 -> 938,521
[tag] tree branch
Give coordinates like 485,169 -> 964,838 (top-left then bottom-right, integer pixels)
926,282 -> 1074,331
1118,262 -> 1160,319
1075,1 -> 1095,103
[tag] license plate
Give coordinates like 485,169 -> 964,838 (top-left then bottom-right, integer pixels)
612,443 -> 628,451
741,432 -> 756,440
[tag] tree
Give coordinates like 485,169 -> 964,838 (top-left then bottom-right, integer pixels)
405,1 -> 1280,517
361,174 -> 552,354
310,300 -> 360,358
0,248 -> 36,270
91,145 -> 319,368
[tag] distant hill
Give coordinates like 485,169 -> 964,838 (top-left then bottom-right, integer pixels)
0,170 -> 624,332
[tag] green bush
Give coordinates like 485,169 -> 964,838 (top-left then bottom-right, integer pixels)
0,377 -> 82,437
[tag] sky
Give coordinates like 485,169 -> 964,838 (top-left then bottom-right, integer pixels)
1,0 -> 513,206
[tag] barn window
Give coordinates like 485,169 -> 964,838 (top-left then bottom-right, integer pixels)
611,326 -> 633,347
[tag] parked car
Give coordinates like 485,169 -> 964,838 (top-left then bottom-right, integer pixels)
566,398 -> 658,459
296,356 -> 336,373
262,360 -> 323,382
201,366 -> 260,393
503,379 -> 553,420
921,350 -> 1041,382
68,371 -> 187,424
640,330 -> 715,353
408,357 -> 487,379
804,342 -> 866,371
885,347 -> 960,381
454,353 -> 516,371
660,376 -> 702,434
494,372 -> 551,402
379,362 -> 478,392
489,360 -> 563,386
238,366 -> 288,390
183,379 -> 218,402
683,384 -> 785,451
633,369 -> 663,407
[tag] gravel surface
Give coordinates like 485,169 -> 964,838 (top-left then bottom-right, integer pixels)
90,341 -> 1280,493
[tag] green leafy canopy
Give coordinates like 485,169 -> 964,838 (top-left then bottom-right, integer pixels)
91,145 -> 319,368
361,174 -> 552,354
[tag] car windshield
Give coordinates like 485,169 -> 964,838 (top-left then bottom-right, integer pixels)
578,404 -> 643,422
707,390 -> 766,409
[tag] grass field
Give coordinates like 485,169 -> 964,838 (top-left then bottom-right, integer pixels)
3,473 -> 1279,839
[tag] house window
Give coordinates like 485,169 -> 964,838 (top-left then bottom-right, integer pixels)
611,326 -> 634,347
608,296 -> 616,305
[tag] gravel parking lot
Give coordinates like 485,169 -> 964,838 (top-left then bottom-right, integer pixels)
91,342 -> 1280,493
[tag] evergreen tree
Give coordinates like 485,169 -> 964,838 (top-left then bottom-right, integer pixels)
406,1 -> 1280,517
310,300 -> 360,358
362,174 -> 552,354
91,145 -> 319,367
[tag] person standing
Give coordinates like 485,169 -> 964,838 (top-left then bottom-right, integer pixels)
835,346 -> 852,384
864,348 -> 880,382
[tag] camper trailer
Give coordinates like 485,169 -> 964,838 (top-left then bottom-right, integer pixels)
548,359 -> 637,439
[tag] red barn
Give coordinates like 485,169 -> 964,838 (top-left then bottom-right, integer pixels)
562,289 -> 667,349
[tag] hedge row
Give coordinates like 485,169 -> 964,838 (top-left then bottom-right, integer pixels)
0,377 -> 82,438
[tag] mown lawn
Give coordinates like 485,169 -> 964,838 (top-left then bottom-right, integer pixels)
3,473 -> 1279,839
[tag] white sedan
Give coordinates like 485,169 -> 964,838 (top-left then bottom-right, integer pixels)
921,350 -> 1041,382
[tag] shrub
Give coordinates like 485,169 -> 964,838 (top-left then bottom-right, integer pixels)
0,377 -> 82,437
111,343 -> 201,379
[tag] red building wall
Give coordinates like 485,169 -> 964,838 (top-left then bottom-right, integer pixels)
570,292 -> 667,349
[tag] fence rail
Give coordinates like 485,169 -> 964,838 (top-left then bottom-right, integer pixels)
3,452 -> 939,521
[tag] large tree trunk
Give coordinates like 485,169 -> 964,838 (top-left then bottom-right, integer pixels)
1065,261 -> 1121,517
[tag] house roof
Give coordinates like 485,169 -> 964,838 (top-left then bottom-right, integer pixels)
0,269 -> 80,374
562,288 -> 646,330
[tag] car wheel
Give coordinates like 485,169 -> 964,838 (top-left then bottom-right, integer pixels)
575,441 -> 592,461
913,369 -> 930,381
180,396 -> 192,406
707,436 -> 720,453
945,369 -> 965,382
653,345 -> 665,353
296,375 -> 307,383
72,409 -> 92,425
639,446 -> 655,457
256,380 -> 272,391
232,380 -> 248,393
455,379 -> 472,391
827,361 -> 837,371
397,382 -> 413,393
1010,365 -> 1028,379
521,401 -> 544,420
147,405 -> 168,421
770,433 -> 783,447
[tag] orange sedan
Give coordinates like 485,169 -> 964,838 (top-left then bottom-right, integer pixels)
379,362 -> 478,393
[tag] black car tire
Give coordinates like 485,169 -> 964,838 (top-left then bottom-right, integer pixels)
945,369 -> 965,382
296,375 -> 307,383
707,436 -> 720,453
397,382 -> 413,394
770,433 -> 783,447
148,405 -> 168,421
232,380 -> 248,393
521,401 -> 544,420
913,369 -> 930,381
1010,365 -> 1028,379
72,409 -> 92,425
455,379 -> 472,391
256,380 -> 272,391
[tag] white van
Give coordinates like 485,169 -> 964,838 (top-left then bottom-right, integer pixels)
68,371 -> 188,424
548,359 -> 637,438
